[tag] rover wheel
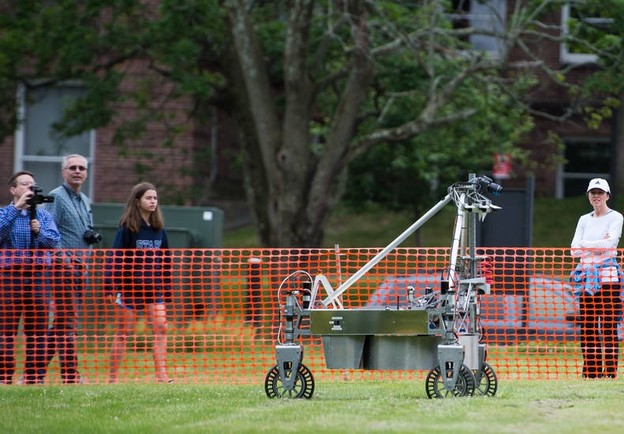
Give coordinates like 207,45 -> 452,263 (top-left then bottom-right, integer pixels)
425,363 -> 476,399
473,362 -> 497,396
264,362 -> 314,399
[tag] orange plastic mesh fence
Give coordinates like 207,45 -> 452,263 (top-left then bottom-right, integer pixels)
0,247 -> 619,384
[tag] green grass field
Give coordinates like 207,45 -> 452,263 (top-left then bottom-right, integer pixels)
1,379 -> 623,433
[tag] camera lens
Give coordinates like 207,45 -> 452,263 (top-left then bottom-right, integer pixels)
487,182 -> 503,194
83,229 -> 102,244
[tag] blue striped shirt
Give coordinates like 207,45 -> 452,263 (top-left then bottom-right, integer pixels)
0,203 -> 61,266
45,184 -> 93,249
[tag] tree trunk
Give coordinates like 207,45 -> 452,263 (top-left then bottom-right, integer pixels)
224,0 -> 372,247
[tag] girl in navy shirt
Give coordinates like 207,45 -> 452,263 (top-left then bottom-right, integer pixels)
107,182 -> 172,383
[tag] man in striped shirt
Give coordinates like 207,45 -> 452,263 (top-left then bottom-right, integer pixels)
0,171 -> 60,384
44,154 -> 95,384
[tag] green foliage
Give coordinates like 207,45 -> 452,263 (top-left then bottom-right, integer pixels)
151,0 -> 227,97
339,2 -> 536,214
51,73 -> 123,138
0,1 -> 613,245
566,0 -> 624,127
346,77 -> 534,212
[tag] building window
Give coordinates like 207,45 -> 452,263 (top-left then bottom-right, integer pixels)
556,138 -> 611,198
560,2 -> 614,65
446,0 -> 507,58
14,83 -> 95,196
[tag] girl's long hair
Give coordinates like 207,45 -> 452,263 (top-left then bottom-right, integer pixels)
119,182 -> 165,233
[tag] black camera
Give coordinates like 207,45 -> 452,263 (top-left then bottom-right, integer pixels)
83,227 -> 102,245
27,185 -> 55,205
471,175 -> 503,195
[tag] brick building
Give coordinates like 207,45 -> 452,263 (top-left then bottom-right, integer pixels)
0,62 -> 241,206
502,3 -> 615,197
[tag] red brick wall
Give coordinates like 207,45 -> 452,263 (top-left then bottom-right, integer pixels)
0,60 -> 199,205
92,59 -> 197,203
0,136 -> 15,203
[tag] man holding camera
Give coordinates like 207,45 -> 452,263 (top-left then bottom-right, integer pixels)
0,171 -> 60,384
43,154 -> 99,384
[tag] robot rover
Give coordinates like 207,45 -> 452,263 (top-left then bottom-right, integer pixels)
264,175 -> 502,399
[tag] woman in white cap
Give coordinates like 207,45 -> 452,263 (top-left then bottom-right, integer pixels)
571,178 -> 623,379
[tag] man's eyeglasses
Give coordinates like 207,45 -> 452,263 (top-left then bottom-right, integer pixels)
65,165 -> 87,172
588,190 -> 606,195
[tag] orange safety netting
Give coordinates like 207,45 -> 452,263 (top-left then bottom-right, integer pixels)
0,247 -> 619,385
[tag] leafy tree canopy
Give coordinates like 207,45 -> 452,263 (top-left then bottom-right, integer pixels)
1,1 -> 616,246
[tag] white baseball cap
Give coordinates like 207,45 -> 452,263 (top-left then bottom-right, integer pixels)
587,178 -> 610,194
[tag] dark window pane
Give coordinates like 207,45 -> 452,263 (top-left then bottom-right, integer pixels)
565,141 -> 610,173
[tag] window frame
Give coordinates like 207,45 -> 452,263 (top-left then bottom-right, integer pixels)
560,2 -> 613,65
446,0 -> 508,60
555,136 -> 612,198
14,81 -> 96,198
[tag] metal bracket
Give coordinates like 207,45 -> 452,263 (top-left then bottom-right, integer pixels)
275,344 -> 303,391
437,344 -> 465,391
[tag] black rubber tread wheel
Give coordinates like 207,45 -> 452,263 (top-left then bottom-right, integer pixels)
473,362 -> 498,396
425,363 -> 476,399
264,362 -> 314,399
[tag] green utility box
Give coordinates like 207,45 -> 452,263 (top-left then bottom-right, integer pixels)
91,203 -> 224,248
